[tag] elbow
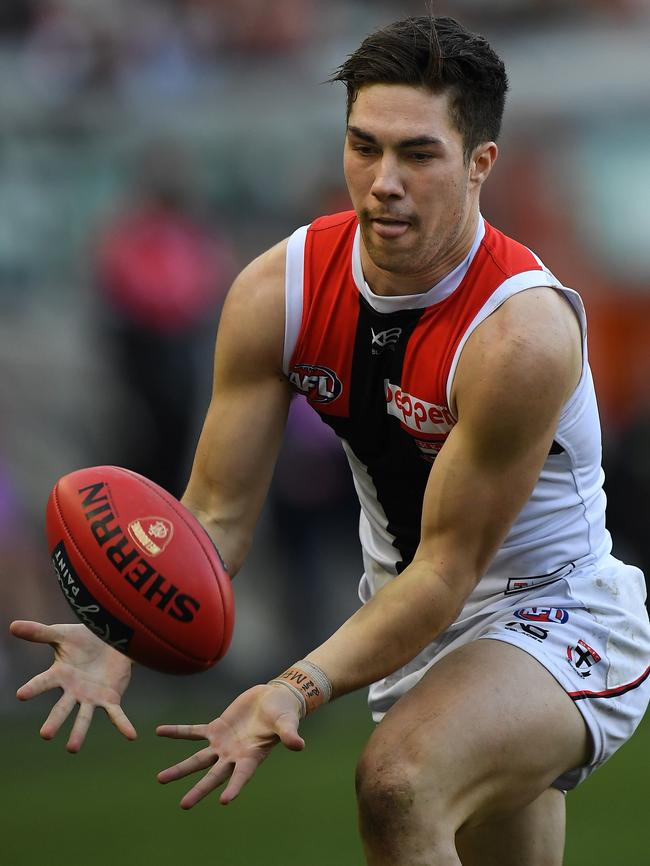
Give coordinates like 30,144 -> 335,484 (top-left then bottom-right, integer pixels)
410,553 -> 481,620
180,500 -> 251,578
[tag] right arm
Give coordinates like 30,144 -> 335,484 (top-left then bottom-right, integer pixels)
181,238 -> 292,575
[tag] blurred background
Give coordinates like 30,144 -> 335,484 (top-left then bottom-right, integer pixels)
1,1 -> 649,864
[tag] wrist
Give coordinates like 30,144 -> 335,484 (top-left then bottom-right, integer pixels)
268,660 -> 333,718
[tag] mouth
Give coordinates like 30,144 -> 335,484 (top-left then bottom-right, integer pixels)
368,217 -> 411,239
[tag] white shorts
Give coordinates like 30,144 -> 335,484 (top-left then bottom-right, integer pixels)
368,555 -> 650,790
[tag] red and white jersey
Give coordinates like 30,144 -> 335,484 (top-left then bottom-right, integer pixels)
283,210 -> 612,623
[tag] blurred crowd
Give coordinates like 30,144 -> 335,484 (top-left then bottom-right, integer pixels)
1,1 -> 648,108
1,0 -> 649,699
1,0 -> 319,106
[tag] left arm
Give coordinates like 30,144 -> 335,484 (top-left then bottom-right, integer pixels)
158,287 -> 582,805
307,287 -> 582,692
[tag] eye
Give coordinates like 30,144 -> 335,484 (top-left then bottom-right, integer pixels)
351,143 -> 378,157
407,152 -> 435,163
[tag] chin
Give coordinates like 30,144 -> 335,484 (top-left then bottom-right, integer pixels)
366,241 -> 421,275
363,231 -> 414,270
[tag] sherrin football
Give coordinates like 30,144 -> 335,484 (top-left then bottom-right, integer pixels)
45,466 -> 234,674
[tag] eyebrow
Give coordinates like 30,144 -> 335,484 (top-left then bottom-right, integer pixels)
347,125 -> 445,149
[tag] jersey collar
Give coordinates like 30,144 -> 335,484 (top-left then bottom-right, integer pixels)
351,216 -> 485,314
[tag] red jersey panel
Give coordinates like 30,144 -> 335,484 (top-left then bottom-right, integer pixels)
290,211 -> 542,448
289,212 -> 360,417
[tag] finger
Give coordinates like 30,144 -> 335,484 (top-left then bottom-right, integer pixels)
105,704 -> 137,741
40,693 -> 76,740
17,670 -> 57,701
10,621 -> 58,645
275,715 -> 305,752
180,760 -> 234,810
66,702 -> 96,753
157,747 -> 217,784
219,756 -> 260,805
156,724 -> 208,741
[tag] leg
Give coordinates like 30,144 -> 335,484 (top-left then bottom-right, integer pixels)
455,788 -> 566,866
356,639 -> 589,866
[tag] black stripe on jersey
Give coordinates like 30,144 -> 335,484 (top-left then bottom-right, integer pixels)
321,296 -> 430,573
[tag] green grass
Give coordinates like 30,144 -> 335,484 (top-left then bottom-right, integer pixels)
565,714 -> 649,866
2,693 -> 371,866
2,695 -> 647,865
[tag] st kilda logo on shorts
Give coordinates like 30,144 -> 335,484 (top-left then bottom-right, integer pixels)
566,639 -> 602,678
76,482 -> 200,623
289,364 -> 343,404
128,517 -> 174,556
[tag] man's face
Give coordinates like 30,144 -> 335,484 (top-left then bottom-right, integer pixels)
344,84 -> 477,279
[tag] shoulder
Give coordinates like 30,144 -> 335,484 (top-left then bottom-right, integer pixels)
465,287 -> 581,370
452,287 -> 582,454
226,238 -> 288,311
216,239 -> 288,374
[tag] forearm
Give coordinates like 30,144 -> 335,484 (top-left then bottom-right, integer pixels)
181,378 -> 291,577
305,558 -> 474,698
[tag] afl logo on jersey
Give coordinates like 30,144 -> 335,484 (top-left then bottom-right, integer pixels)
289,364 -> 343,404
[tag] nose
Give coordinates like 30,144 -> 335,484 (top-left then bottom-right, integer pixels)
370,154 -> 404,202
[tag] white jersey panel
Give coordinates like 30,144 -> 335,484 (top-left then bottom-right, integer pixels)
283,224 -> 309,375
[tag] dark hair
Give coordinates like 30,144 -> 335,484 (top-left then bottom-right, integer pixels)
330,16 -> 508,161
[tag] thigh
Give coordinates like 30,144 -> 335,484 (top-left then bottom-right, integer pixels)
455,788 -> 565,866
362,638 -> 590,832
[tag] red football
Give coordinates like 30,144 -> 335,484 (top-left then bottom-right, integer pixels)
45,466 -> 234,674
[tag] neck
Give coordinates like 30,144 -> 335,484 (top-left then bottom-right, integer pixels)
360,209 -> 480,298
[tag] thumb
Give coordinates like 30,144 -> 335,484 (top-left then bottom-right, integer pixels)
275,713 -> 305,752
10,621 -> 58,644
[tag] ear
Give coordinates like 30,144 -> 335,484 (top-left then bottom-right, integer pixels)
469,142 -> 498,187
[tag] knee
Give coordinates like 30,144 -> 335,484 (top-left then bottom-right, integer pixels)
356,738 -> 441,843
356,749 -> 415,837
356,741 -> 460,864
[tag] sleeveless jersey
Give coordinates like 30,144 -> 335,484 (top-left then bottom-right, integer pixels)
283,210 -> 612,624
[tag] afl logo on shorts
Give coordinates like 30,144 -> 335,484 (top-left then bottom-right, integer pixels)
128,517 -> 174,556
514,607 -> 570,624
289,364 -> 343,404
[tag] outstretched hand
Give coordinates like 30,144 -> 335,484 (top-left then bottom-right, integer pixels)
157,684 -> 305,808
10,620 -> 136,752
